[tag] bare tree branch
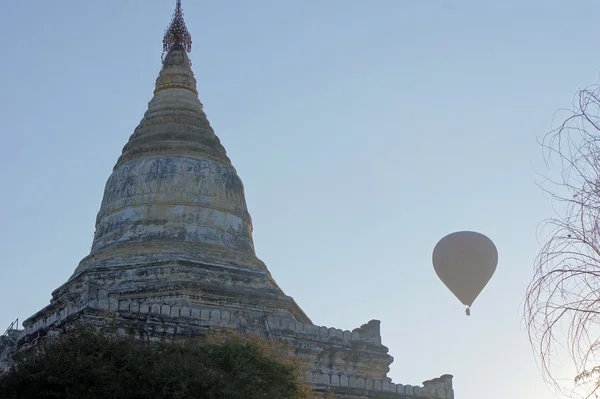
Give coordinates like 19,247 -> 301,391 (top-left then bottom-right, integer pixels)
525,85 -> 600,398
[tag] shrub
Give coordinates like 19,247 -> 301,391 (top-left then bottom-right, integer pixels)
0,328 -> 317,399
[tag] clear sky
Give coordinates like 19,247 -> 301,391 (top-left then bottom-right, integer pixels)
1,1 -> 600,398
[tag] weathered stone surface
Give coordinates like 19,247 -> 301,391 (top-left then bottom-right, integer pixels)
74,46 -> 262,277
6,5 -> 455,399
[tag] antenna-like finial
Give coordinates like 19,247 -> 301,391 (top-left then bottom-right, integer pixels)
162,0 -> 192,58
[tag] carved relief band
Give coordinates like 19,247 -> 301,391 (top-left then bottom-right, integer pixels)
91,155 -> 254,254
92,204 -> 254,254
97,156 -> 249,222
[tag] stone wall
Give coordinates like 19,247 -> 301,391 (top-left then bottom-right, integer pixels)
16,288 -> 453,399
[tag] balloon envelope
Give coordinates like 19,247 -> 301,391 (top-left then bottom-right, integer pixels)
432,231 -> 498,307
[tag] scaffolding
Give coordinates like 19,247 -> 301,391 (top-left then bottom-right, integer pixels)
0,318 -> 20,370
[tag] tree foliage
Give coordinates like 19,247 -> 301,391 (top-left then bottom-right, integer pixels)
524,85 -> 600,398
0,328 -> 316,399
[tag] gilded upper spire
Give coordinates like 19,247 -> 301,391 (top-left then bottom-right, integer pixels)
162,0 -> 192,58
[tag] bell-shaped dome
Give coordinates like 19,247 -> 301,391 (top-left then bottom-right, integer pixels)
75,31 -> 265,275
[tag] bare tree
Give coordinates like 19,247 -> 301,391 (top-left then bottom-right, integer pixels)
525,84 -> 600,398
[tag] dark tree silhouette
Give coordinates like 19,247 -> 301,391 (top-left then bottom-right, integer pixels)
0,328 -> 316,399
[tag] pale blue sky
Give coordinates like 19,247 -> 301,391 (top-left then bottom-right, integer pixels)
2,1 -> 600,398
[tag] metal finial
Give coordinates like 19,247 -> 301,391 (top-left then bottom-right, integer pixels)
162,0 -> 192,58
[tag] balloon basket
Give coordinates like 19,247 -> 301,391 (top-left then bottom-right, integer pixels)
465,307 -> 471,316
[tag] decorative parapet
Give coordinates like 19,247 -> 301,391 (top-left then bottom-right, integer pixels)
20,297 -> 453,399
114,300 -> 239,328
24,291 -> 383,346
423,375 -> 454,398
23,300 -> 85,335
23,296 -> 244,336
307,372 -> 454,399
270,318 -> 383,345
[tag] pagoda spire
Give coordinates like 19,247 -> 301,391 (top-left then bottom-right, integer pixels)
162,0 -> 192,59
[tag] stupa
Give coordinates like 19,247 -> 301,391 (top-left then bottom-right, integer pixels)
2,2 -> 454,398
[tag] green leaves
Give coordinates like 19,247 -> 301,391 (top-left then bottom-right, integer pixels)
0,329 -> 316,399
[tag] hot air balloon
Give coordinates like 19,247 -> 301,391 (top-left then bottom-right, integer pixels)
432,231 -> 498,315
